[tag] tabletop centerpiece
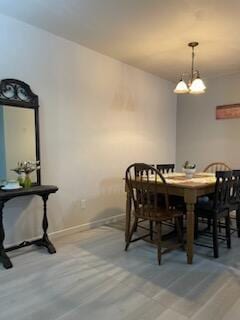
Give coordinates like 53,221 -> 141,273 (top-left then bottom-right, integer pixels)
11,161 -> 40,188
182,161 -> 196,179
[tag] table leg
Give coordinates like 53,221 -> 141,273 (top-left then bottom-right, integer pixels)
0,201 -> 13,269
36,195 -> 56,254
186,203 -> 195,264
184,189 -> 197,265
125,191 -> 132,242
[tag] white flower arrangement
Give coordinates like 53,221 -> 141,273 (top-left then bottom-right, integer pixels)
12,161 -> 40,174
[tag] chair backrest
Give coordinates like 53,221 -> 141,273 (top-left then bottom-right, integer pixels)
126,163 -> 169,218
230,170 -> 240,204
135,164 -> 155,176
156,164 -> 175,174
204,162 -> 231,173
213,171 -> 232,210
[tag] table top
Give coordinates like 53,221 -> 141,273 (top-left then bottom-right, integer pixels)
0,185 -> 58,200
164,172 -> 216,189
133,172 -> 216,190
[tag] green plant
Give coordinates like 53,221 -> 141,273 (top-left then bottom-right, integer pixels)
183,161 -> 196,169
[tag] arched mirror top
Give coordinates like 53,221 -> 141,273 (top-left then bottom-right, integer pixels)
0,79 -> 39,109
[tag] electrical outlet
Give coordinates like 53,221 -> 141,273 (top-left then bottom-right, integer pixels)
80,199 -> 86,209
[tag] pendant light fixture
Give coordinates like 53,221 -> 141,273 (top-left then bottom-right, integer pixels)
174,42 -> 206,94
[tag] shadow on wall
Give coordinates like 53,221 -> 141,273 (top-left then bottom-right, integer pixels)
111,86 -> 136,112
65,177 -> 125,229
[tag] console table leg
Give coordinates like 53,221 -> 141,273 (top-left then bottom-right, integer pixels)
0,201 -> 13,269
39,195 -> 56,254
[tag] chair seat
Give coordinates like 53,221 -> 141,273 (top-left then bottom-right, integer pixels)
196,200 -> 229,217
157,194 -> 184,207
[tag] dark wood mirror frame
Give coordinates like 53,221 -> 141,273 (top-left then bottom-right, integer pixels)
0,79 -> 41,185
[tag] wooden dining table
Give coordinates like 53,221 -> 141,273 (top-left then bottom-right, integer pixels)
125,172 -> 216,264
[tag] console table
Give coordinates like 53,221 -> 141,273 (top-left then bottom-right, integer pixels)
0,185 -> 58,269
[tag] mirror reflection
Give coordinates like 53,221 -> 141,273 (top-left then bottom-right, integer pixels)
0,105 -> 37,183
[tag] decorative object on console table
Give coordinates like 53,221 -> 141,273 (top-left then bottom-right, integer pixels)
11,166 -> 24,186
216,104 -> 240,120
0,185 -> 58,269
11,161 -> 40,188
24,173 -> 32,188
1,180 -> 22,191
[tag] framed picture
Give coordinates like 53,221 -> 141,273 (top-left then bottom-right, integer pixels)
216,104 -> 240,120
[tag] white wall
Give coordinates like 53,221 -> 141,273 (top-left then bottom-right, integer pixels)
176,73 -> 240,171
0,14 -> 177,245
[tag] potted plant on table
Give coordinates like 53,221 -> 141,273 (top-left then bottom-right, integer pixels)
182,161 -> 196,179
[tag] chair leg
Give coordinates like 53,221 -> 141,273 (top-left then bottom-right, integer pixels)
218,220 -> 222,233
194,214 -> 199,239
207,218 -> 211,231
212,217 -> 219,258
133,217 -> 138,233
156,222 -> 162,265
236,208 -> 240,238
225,215 -> 231,249
125,217 -> 138,251
149,221 -> 153,241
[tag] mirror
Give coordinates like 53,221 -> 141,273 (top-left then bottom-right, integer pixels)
0,79 -> 41,185
0,106 -> 37,182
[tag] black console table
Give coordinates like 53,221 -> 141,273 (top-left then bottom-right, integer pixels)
0,185 -> 58,269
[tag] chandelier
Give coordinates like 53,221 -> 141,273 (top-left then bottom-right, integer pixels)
174,42 -> 206,94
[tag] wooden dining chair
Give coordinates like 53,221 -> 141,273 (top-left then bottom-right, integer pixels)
133,164 -> 155,236
202,162 -> 231,231
195,171 -> 232,258
204,162 -> 231,173
229,170 -> 240,237
125,163 -> 184,265
157,163 -> 185,219
156,164 -> 175,174
135,164 -> 155,176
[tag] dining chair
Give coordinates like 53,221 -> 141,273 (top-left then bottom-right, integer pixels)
157,163 -> 185,221
135,164 -> 155,176
125,163 -> 184,265
229,170 -> 240,237
204,162 -> 231,173
133,164 -> 155,236
195,171 -> 232,258
156,164 -> 175,174
202,162 -> 231,231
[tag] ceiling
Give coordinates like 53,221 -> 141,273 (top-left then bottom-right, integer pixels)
1,0 -> 240,82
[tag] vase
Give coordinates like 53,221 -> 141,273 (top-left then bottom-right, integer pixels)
23,173 -> 32,188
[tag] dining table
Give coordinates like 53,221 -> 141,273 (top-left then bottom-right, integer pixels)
125,172 -> 216,264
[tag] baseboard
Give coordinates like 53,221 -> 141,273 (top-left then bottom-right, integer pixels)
5,213 -> 125,249
50,213 -> 125,239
